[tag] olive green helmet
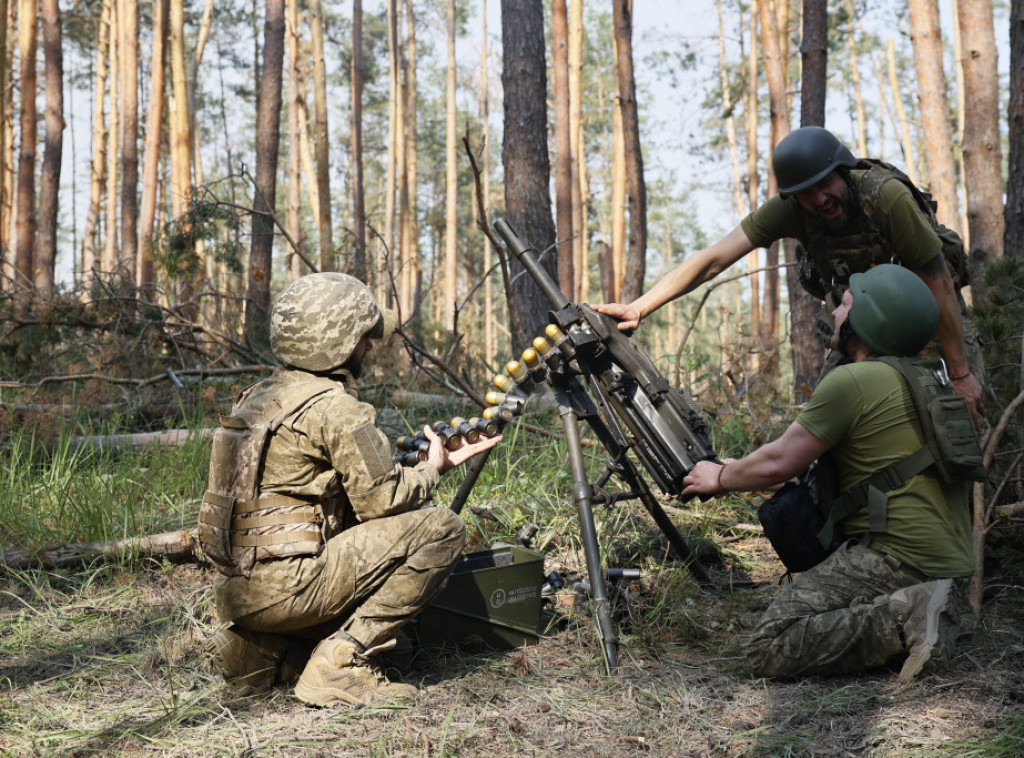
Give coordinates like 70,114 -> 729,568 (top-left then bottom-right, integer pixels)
773,127 -> 857,197
270,273 -> 397,372
847,264 -> 938,357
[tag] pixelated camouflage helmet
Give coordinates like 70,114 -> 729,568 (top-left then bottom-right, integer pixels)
270,273 -> 397,371
847,264 -> 938,357
773,127 -> 857,198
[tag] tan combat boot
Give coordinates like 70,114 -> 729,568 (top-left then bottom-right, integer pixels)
294,635 -> 418,707
204,625 -> 289,692
890,579 -> 958,683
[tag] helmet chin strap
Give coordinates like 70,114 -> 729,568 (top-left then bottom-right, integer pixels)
836,320 -> 856,358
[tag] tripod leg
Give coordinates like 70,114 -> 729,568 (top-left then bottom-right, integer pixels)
559,404 -> 619,672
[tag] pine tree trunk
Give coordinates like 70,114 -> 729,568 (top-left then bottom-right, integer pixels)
138,0 -> 167,293
400,0 -> 419,319
552,0 -> 574,296
116,0 -> 138,283
382,0 -> 398,298
568,0 -> 585,302
908,0 -> 961,234
168,0 -> 192,280
845,0 -> 867,155
886,38 -> 919,184
307,0 -> 332,271
745,0 -> 761,372
285,0 -> 305,281
246,0 -> 285,348
612,0 -> 647,304
958,0 -> 1005,290
479,0 -> 494,362
82,0 -> 111,296
37,0 -> 62,293
0,0 -> 8,289
14,0 -> 38,294
1006,0 -> 1024,259
351,0 -> 366,278
500,0 -> 556,350
103,1 -> 118,274
443,0 -> 458,329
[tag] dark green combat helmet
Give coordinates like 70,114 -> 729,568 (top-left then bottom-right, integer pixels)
848,264 -> 938,357
270,273 -> 397,372
773,127 -> 857,197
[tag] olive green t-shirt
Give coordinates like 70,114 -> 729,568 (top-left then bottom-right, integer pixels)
740,173 -> 942,269
795,360 -> 974,578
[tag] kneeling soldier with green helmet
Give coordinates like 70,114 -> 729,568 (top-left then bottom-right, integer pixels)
683,264 -> 981,682
198,273 -> 501,706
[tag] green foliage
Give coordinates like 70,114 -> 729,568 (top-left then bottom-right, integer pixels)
154,196 -> 246,281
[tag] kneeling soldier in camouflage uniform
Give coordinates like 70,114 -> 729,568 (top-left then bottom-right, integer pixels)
682,264 -> 977,682
199,273 -> 501,706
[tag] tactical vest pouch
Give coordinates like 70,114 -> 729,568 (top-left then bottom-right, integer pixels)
876,356 -> 986,483
198,380 -> 337,576
757,482 -> 835,574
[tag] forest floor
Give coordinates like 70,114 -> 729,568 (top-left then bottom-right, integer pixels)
2,522 -> 1023,758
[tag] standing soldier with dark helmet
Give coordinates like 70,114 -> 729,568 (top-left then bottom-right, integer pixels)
199,273 -> 501,707
594,126 -> 987,427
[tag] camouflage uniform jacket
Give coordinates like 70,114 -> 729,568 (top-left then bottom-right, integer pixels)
213,368 -> 440,620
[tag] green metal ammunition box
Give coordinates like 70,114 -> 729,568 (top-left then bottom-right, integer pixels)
414,545 -> 544,650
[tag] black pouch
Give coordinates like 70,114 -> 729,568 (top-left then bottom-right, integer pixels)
756,482 -> 835,573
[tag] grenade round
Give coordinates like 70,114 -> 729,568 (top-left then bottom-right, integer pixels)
545,324 -> 574,357
506,360 -> 537,394
431,421 -> 463,450
492,373 -> 515,393
452,416 -> 481,443
482,406 -> 515,424
485,391 -> 524,414
471,416 -> 500,437
396,450 -> 428,466
396,435 -> 430,453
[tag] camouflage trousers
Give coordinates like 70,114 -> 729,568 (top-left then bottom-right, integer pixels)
747,540 -> 972,678
235,507 -> 465,650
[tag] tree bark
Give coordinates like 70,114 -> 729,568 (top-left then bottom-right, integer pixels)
745,0 -> 761,371
400,0 -> 419,319
0,0 -> 8,289
168,0 -> 193,274
308,0 -> 332,271
1006,0 -> 1024,259
886,38 -> 919,184
138,0 -> 167,293
908,0 -> 961,234
443,0 -> 458,328
845,0 -> 867,156
285,0 -> 305,281
118,0 -> 139,283
552,0 -> 574,296
14,0 -> 38,295
246,0 -> 286,348
0,529 -> 202,570
568,0 -> 585,302
612,0 -> 647,304
82,0 -> 112,296
958,0 -> 1005,290
351,0 -> 366,278
37,0 -> 62,294
500,0 -> 557,350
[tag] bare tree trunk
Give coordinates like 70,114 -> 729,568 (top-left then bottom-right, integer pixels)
382,0 -> 398,298
285,0 -> 305,281
887,38 -> 919,184
958,0 -> 1005,290
610,81 -> 625,303
552,0 -> 574,296
908,0 -> 961,234
479,0 -> 494,362
168,0 -> 193,282
138,0 -> 167,293
103,1 -> 118,274
117,0 -> 138,283
759,0 -> 788,371
246,0 -> 285,348
0,0 -> 8,289
400,0 -> 418,319
791,0 -> 828,397
845,0 -> 867,155
443,0 -> 458,328
612,0 -> 647,304
308,0 -> 332,271
500,0 -> 557,350
394,4 -> 407,311
82,0 -> 112,296
37,0 -> 62,293
14,0 -> 38,294
951,0 -> 970,245
568,0 -> 585,302
745,0 -> 761,372
1006,0 -> 1024,258
351,0 -> 366,278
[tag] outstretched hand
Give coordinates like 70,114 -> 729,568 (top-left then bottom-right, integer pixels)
423,425 -> 503,474
682,460 -> 727,497
590,302 -> 641,332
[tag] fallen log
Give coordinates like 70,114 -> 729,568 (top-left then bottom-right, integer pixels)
995,501 -> 1024,519
68,428 -> 215,453
0,528 -> 202,571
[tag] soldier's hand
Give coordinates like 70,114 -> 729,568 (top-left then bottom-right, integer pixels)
952,372 -> 987,429
682,461 -> 728,497
423,425 -> 502,474
590,302 -> 641,332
